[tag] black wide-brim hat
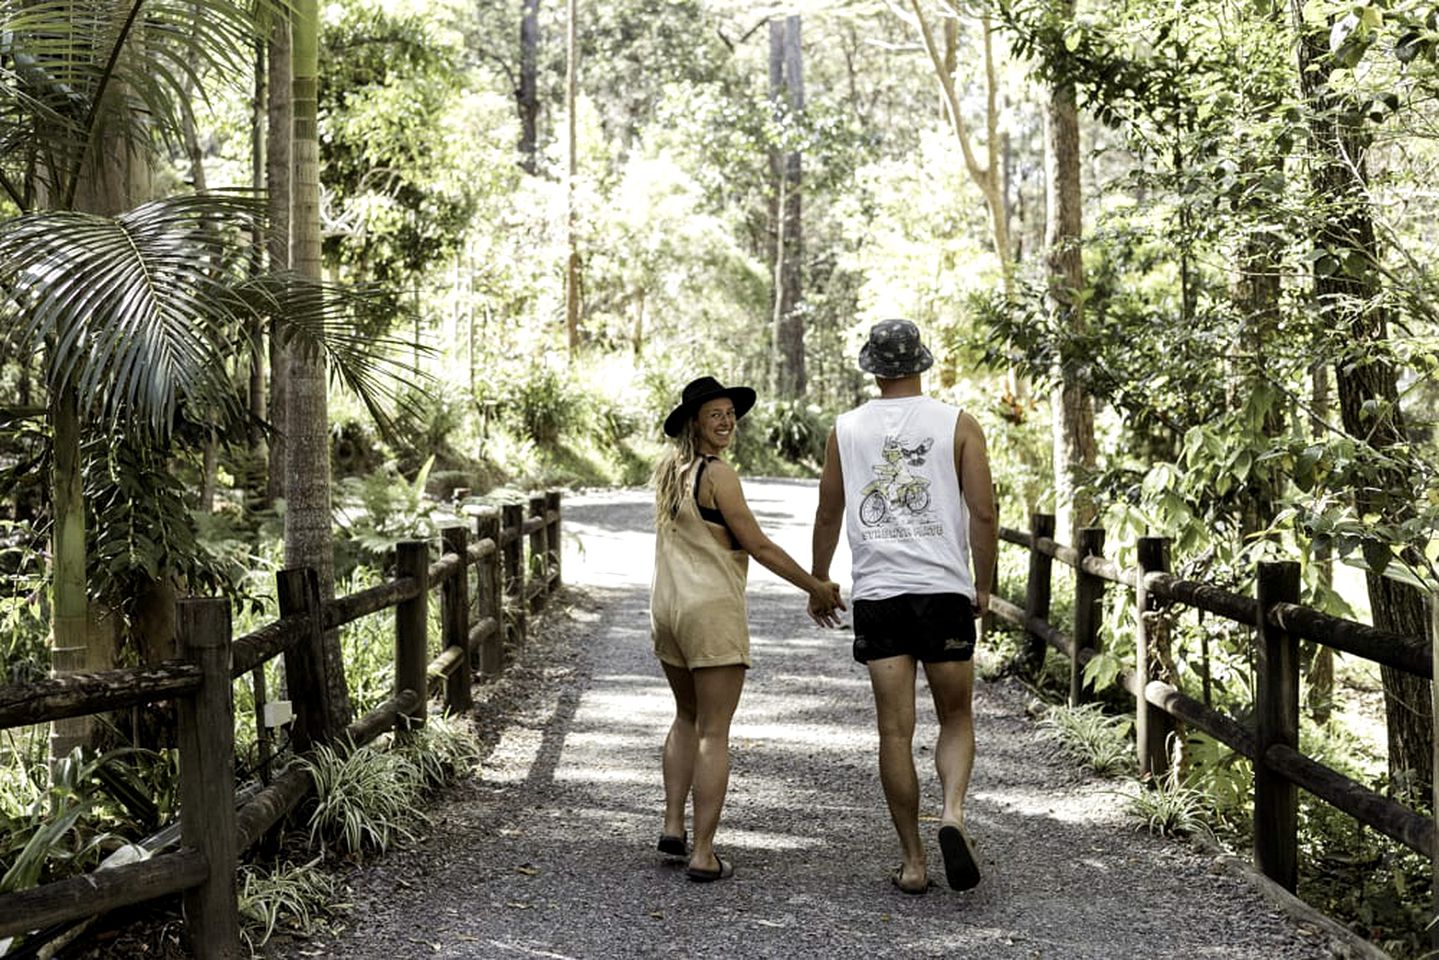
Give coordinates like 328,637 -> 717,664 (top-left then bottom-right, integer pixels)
858,318 -> 934,378
663,376 -> 757,437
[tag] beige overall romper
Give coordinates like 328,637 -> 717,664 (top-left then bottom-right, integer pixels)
650,458 -> 751,669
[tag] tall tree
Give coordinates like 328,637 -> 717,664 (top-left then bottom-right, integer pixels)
769,14 -> 805,399
519,0 -> 541,174
290,0 -> 350,729
1291,0 -> 1431,793
266,10 -> 293,507
906,1 -> 1012,292
565,0 -> 581,354
1041,0 -> 1096,543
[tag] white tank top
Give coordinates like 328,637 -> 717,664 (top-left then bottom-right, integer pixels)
835,396 -> 974,602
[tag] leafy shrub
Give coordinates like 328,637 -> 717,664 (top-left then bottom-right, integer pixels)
512,364 -> 583,444
400,713 -> 483,789
1037,702 -> 1134,777
238,856 -> 341,949
1121,768 -> 1213,840
303,740 -> 425,856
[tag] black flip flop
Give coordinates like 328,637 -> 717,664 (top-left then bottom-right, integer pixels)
685,855 -> 733,882
657,832 -> 688,858
938,824 -> 980,891
890,865 -> 930,895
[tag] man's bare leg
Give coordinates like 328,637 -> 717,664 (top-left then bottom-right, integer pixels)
923,659 -> 975,827
867,655 -> 926,891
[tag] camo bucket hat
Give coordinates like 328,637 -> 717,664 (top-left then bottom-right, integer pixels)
857,319 -> 934,378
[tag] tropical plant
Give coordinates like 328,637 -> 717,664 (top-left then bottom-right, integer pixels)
399,713 -> 483,789
1037,702 -> 1134,777
303,740 -> 425,855
0,0 -> 418,759
237,856 -> 342,949
1121,765 -> 1214,841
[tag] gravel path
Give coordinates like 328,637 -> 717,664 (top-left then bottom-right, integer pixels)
267,482 -> 1354,960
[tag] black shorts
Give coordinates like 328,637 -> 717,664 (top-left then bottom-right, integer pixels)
852,592 -> 976,664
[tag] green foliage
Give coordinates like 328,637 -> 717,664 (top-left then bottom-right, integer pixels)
729,399 -> 830,474
303,740 -> 426,856
332,456 -> 462,575
1121,768 -> 1213,840
1037,703 -> 1134,777
320,0 -> 478,295
0,747 -> 136,893
512,365 -> 584,446
399,713 -> 483,789
238,857 -> 343,949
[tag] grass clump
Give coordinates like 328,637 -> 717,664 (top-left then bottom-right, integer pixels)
303,740 -> 425,856
1036,702 -> 1134,777
238,856 -> 342,949
400,713 -> 484,789
1121,767 -> 1214,840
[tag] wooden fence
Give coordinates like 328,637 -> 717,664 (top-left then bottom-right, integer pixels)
0,492 -> 563,960
989,514 -> 1433,905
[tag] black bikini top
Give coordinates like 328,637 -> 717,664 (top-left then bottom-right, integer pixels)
693,456 -> 732,533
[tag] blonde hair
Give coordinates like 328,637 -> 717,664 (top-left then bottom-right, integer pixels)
653,420 -> 699,529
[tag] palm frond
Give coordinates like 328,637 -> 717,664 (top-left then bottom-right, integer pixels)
0,193 -> 263,436
238,273 -> 432,438
0,0 -> 283,205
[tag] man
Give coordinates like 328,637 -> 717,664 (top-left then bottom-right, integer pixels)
811,318 -> 998,895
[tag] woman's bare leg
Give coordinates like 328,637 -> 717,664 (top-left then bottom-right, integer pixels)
688,664 -> 746,872
660,661 -> 698,839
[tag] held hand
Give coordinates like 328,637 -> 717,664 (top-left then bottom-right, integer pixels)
973,590 -> 990,618
807,580 -> 846,628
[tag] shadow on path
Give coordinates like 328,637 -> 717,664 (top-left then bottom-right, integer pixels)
266,484 -> 1347,960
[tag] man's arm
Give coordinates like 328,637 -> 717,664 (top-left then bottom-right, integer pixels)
812,428 -> 845,581
954,411 -> 996,615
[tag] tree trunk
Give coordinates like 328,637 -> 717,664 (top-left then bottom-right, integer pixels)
266,12 -> 292,509
1307,361 -> 1334,724
564,0 -> 580,355
519,0 -> 540,174
48,88 -> 152,762
249,39 -> 267,463
1233,154 -> 1285,539
769,15 -> 805,400
1043,35 -> 1096,545
1292,1 -> 1431,793
290,0 -> 350,730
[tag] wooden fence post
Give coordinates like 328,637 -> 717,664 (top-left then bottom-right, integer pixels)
1254,559 -> 1301,892
441,526 -> 471,715
276,567 -> 331,751
475,509 -> 505,678
545,490 -> 562,593
1021,513 -> 1055,677
175,598 -> 240,959
1430,588 -> 1439,950
528,493 -> 548,612
1135,537 -> 1172,779
395,540 -> 430,737
1071,526 -> 1106,706
503,501 -> 528,648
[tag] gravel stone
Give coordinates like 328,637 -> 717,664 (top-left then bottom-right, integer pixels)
262,482 -> 1353,960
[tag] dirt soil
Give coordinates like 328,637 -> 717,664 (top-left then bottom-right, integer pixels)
243,482 -> 1361,960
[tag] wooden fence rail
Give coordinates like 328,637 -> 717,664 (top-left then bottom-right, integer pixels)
992,514 -> 1434,906
0,491 -> 564,959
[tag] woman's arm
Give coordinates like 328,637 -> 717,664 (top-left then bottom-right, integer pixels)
705,459 -> 845,625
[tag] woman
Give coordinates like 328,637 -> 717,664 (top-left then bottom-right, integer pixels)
650,375 -> 844,882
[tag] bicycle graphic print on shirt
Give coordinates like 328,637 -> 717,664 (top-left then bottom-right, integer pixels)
858,436 -> 936,528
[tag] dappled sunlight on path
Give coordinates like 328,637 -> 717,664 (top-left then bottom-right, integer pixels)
269,483 -> 1350,960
